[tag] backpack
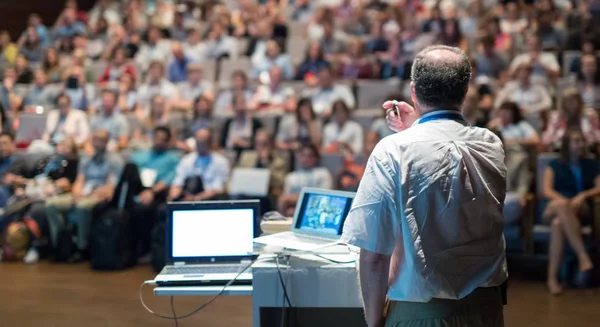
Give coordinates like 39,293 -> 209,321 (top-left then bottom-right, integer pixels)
89,164 -> 139,271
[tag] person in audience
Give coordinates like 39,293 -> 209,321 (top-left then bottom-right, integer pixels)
322,100 -> 364,156
500,2 -> 528,34
246,20 -> 283,62
568,37 -> 598,75
182,28 -> 206,62
214,70 -> 253,115
220,92 -> 263,160
13,54 -> 34,84
248,66 -> 294,111
170,12 -> 188,42
543,88 -> 600,152
482,16 -> 512,54
439,18 -> 466,51
301,66 -> 355,117
542,128 -> 598,295
0,133 -> 31,209
276,98 -> 322,150
53,7 -> 87,43
168,128 -> 230,202
134,27 -> 171,71
63,65 -> 90,111
23,70 -> 56,111
180,95 -> 216,151
278,143 -> 333,216
18,26 -> 45,63
509,34 -> 560,81
574,55 -> 600,109
136,61 -> 179,113
337,131 -> 381,192
488,101 -> 539,198
495,62 -> 552,129
42,48 -> 64,84
89,90 -> 129,152
250,39 -> 294,80
0,30 -> 18,65
204,22 -> 238,60
536,9 -> 565,52
130,126 -> 181,262
46,130 -> 123,263
172,63 -> 214,111
295,40 -> 330,81
461,88 -> 489,128
319,20 -> 346,58
41,93 -> 89,148
0,69 -> 22,114
475,35 -> 509,81
116,72 -> 138,113
22,13 -> 50,47
98,47 -> 137,85
237,129 -> 289,204
336,37 -> 376,79
167,42 -> 193,83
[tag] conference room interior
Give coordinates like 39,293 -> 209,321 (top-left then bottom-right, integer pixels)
1,0 -> 600,326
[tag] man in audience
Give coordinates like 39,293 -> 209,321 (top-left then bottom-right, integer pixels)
169,128 -> 230,202
249,65 -> 294,111
173,63 -> 214,111
0,133 -> 31,210
46,130 -> 123,262
182,28 -> 206,62
320,20 -> 346,58
205,22 -> 238,60
135,26 -> 172,71
475,35 -> 508,82
301,66 -> 355,117
53,8 -> 87,43
136,61 -> 179,110
130,126 -> 181,262
167,42 -> 193,83
90,90 -> 129,151
23,70 -> 56,111
278,143 -> 333,216
42,93 -> 90,148
510,34 -> 560,81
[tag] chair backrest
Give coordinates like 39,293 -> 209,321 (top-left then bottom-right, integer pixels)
356,79 -> 401,109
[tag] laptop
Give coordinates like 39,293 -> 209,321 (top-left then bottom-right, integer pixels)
16,113 -> 47,142
228,168 -> 271,197
253,188 -> 355,252
154,200 -> 261,287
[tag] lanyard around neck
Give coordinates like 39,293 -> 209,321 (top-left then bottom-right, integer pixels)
417,110 -> 466,125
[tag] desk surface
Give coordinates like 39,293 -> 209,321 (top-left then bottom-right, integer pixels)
154,285 -> 252,297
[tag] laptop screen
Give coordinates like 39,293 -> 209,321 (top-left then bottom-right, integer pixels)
295,192 -> 353,235
171,208 -> 254,258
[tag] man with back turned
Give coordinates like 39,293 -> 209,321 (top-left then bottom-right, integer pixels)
341,45 -> 507,327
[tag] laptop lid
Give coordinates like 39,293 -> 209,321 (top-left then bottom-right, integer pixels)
290,188 -> 355,239
16,114 -> 47,142
228,168 -> 271,197
165,200 -> 261,265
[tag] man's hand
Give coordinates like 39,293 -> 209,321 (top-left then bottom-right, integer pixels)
383,101 -> 418,133
138,189 -> 154,206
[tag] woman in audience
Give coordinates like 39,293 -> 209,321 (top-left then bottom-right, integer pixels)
295,40 -> 330,81
180,95 -> 216,152
43,48 -> 63,84
574,55 -> 600,109
488,102 -> 539,197
336,37 -> 376,79
542,128 -> 598,295
461,88 -> 489,128
0,30 -> 18,64
14,54 -> 34,84
439,18 -> 466,51
214,70 -> 253,115
250,40 -> 294,81
220,91 -> 263,161
500,2 -> 528,35
98,47 -> 137,86
116,72 -> 138,113
237,129 -> 289,204
276,98 -> 322,151
543,89 -> 600,152
322,100 -> 364,156
18,26 -> 45,63
483,16 -> 512,54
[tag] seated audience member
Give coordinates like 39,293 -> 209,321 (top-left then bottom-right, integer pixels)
0,133 -> 31,209
338,131 -> 381,192
204,22 -> 238,60
568,38 -> 598,75
14,54 -> 34,84
98,47 -> 137,85
25,137 -> 80,263
220,92 -> 263,160
116,72 -> 138,113
542,128 -> 598,295
168,129 -> 231,202
136,61 -> 179,112
249,66 -> 294,111
45,130 -> 124,263
134,26 -> 171,71
43,48 -> 64,84
18,26 -> 44,63
543,89 -> 600,151
319,20 -> 346,59
295,40 -> 330,81
276,98 -> 322,150
336,37 -> 376,79
172,63 -> 214,111
250,39 -> 293,81
183,28 -> 206,62
131,95 -> 179,150
509,34 -> 560,81
573,55 -> 600,109
469,61 -> 494,111
167,42 -> 193,83
63,65 -> 90,111
89,90 -> 130,151
301,66 -> 355,117
278,143 -> 333,216
214,70 -> 253,115
24,70 -> 58,111
461,88 -> 489,128
482,16 -> 511,54
475,35 -> 509,81
438,18 -> 466,50
237,129 -> 289,203
322,100 -> 364,155
495,62 -> 552,129
500,2 -> 528,34
130,126 -> 181,262
182,96 -> 216,148
536,9 -> 565,52
488,102 -> 539,198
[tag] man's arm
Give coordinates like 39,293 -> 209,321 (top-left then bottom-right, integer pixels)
359,249 -> 392,327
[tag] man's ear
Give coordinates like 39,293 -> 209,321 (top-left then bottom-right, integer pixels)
409,81 -> 417,107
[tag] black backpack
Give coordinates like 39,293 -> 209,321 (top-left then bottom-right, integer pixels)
89,164 -> 139,271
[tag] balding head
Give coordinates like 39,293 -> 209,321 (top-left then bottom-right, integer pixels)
410,45 -> 471,112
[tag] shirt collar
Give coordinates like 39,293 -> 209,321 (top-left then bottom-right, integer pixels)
413,109 -> 464,126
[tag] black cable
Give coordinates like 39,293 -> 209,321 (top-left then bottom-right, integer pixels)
275,255 -> 292,327
313,254 -> 356,264
170,296 -> 179,327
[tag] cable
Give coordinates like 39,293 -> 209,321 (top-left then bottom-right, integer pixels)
170,296 -> 178,327
312,253 -> 356,264
275,255 -> 291,327
140,256 -> 274,321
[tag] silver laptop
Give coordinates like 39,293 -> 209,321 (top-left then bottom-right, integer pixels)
253,188 -> 355,251
154,200 -> 260,287
228,168 -> 271,197
16,113 -> 48,142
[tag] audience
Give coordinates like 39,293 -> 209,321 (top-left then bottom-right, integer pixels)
322,100 -> 364,155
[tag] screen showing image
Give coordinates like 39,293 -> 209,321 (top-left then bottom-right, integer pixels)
298,194 -> 350,235
171,209 -> 254,258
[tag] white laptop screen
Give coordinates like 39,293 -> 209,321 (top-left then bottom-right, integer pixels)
296,193 -> 352,235
171,209 -> 254,258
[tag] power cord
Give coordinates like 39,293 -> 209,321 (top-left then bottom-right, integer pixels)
139,256 -> 273,323
275,255 -> 292,327
170,296 -> 178,327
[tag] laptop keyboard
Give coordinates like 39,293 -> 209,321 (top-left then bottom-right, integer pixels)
279,233 -> 333,244
165,265 -> 249,275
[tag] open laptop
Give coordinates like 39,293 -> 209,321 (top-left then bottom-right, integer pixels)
154,200 -> 261,287
253,188 -> 355,252
228,168 -> 271,197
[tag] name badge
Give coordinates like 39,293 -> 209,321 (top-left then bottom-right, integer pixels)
140,168 -> 158,188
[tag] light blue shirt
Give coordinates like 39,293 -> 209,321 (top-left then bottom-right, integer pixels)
131,149 -> 182,186
90,111 -> 130,140
172,152 -> 231,191
250,54 -> 294,80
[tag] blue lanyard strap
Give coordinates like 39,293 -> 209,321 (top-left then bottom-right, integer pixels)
417,110 -> 466,125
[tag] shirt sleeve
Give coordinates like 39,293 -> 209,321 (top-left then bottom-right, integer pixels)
208,156 -> 231,191
172,156 -> 190,188
160,154 -> 180,185
341,151 -> 400,255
